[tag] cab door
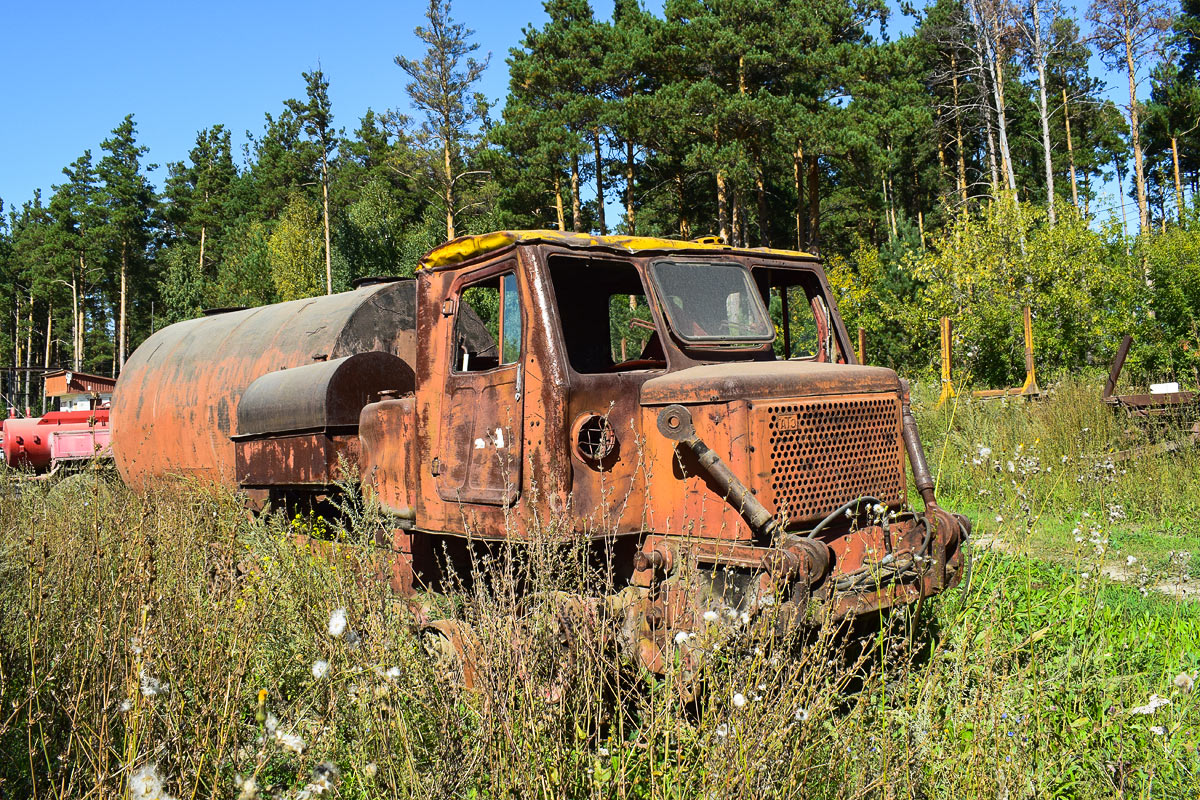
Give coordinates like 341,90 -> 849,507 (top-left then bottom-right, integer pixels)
436,263 -> 524,506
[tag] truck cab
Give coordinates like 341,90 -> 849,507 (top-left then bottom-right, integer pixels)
358,232 -> 967,623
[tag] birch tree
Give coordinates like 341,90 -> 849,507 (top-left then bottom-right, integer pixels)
1088,0 -> 1173,234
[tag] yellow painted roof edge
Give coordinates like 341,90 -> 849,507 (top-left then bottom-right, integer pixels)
418,229 -> 817,270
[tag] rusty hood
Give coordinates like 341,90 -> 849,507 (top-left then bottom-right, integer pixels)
639,361 -> 902,405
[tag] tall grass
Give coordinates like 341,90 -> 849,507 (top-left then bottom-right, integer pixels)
1,378 -> 1197,798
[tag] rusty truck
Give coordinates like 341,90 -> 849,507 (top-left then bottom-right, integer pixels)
110,231 -> 969,676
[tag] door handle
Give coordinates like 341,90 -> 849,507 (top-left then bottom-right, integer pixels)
514,363 -> 523,401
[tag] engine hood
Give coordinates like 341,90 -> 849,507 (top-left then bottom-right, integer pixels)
639,360 -> 902,405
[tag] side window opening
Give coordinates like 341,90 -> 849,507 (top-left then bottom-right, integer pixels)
453,272 -> 521,373
549,256 -> 664,374
757,268 -> 844,362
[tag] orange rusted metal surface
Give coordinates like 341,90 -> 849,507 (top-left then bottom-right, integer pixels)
111,281 -> 419,488
113,232 -> 969,678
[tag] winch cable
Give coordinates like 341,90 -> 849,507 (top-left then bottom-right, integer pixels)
805,495 -> 883,541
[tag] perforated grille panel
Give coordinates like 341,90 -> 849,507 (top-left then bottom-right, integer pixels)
758,394 -> 904,525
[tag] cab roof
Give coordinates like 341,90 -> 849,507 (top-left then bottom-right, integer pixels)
418,229 -> 819,271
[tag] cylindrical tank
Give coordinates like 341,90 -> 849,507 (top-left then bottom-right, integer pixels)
111,281 -> 417,489
1,409 -> 110,471
2,416 -> 52,470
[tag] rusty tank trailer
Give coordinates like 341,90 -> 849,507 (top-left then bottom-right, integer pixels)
111,231 -> 969,676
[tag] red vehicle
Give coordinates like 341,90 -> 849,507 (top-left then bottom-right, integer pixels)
1,370 -> 114,473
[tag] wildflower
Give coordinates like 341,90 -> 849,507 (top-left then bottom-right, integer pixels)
1075,536 -> 1084,544
760,594 -> 775,607
739,611 -> 750,626
703,609 -> 719,623
995,515 -> 1003,524
979,446 -> 992,460
328,608 -> 348,638
140,669 -> 167,698
1126,555 -> 1137,567
234,775 -> 258,800
1173,672 -> 1195,693
794,706 -> 809,722
732,693 -> 747,708
275,728 -> 306,754
674,631 -> 691,645
716,723 -> 729,738
295,762 -> 339,799
312,659 -> 329,680
1129,695 -> 1171,715
385,666 -> 401,681
1150,726 -> 1166,736
362,763 -> 378,780
119,699 -> 133,713
599,746 -> 610,757
1007,460 -> 1015,473
128,763 -> 176,800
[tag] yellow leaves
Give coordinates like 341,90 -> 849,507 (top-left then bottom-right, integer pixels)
268,194 -> 324,302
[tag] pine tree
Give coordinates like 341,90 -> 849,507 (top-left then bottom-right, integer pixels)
48,152 -> 101,370
286,69 -> 339,294
97,115 -> 156,372
396,0 -> 492,241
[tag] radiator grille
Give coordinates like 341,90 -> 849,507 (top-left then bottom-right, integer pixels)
761,395 -> 904,525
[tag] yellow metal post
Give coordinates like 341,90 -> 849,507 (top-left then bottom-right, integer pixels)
937,317 -> 956,407
1019,304 -> 1039,396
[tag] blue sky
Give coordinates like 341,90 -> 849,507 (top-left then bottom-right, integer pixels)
1,0 -> 1132,225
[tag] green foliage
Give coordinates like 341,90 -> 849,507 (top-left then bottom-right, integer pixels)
268,195 -> 324,302
908,196 -> 1139,386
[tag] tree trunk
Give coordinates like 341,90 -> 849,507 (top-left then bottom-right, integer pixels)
321,149 -> 332,294
1125,37 -> 1150,234
883,172 -> 895,241
625,139 -> 635,234
43,308 -> 52,412
443,140 -> 456,240
198,224 -> 207,279
1061,90 -> 1080,209
731,189 -> 742,248
951,52 -> 969,203
73,257 -> 83,371
755,158 -> 770,247
716,169 -> 730,244
1171,135 -> 1184,221
1032,1 -> 1055,223
25,294 -> 33,412
554,173 -> 566,231
1116,161 -> 1129,240
676,174 -> 690,239
991,55 -> 1018,193
974,8 -> 1017,194
571,154 -> 583,232
118,240 -> 128,373
807,155 -> 820,253
794,142 -> 807,250
593,128 -> 606,235
13,292 -> 21,408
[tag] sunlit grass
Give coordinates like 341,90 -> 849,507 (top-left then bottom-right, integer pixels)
0,376 -> 1197,798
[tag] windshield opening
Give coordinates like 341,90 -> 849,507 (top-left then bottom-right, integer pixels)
649,260 -> 774,344
548,255 -> 666,374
